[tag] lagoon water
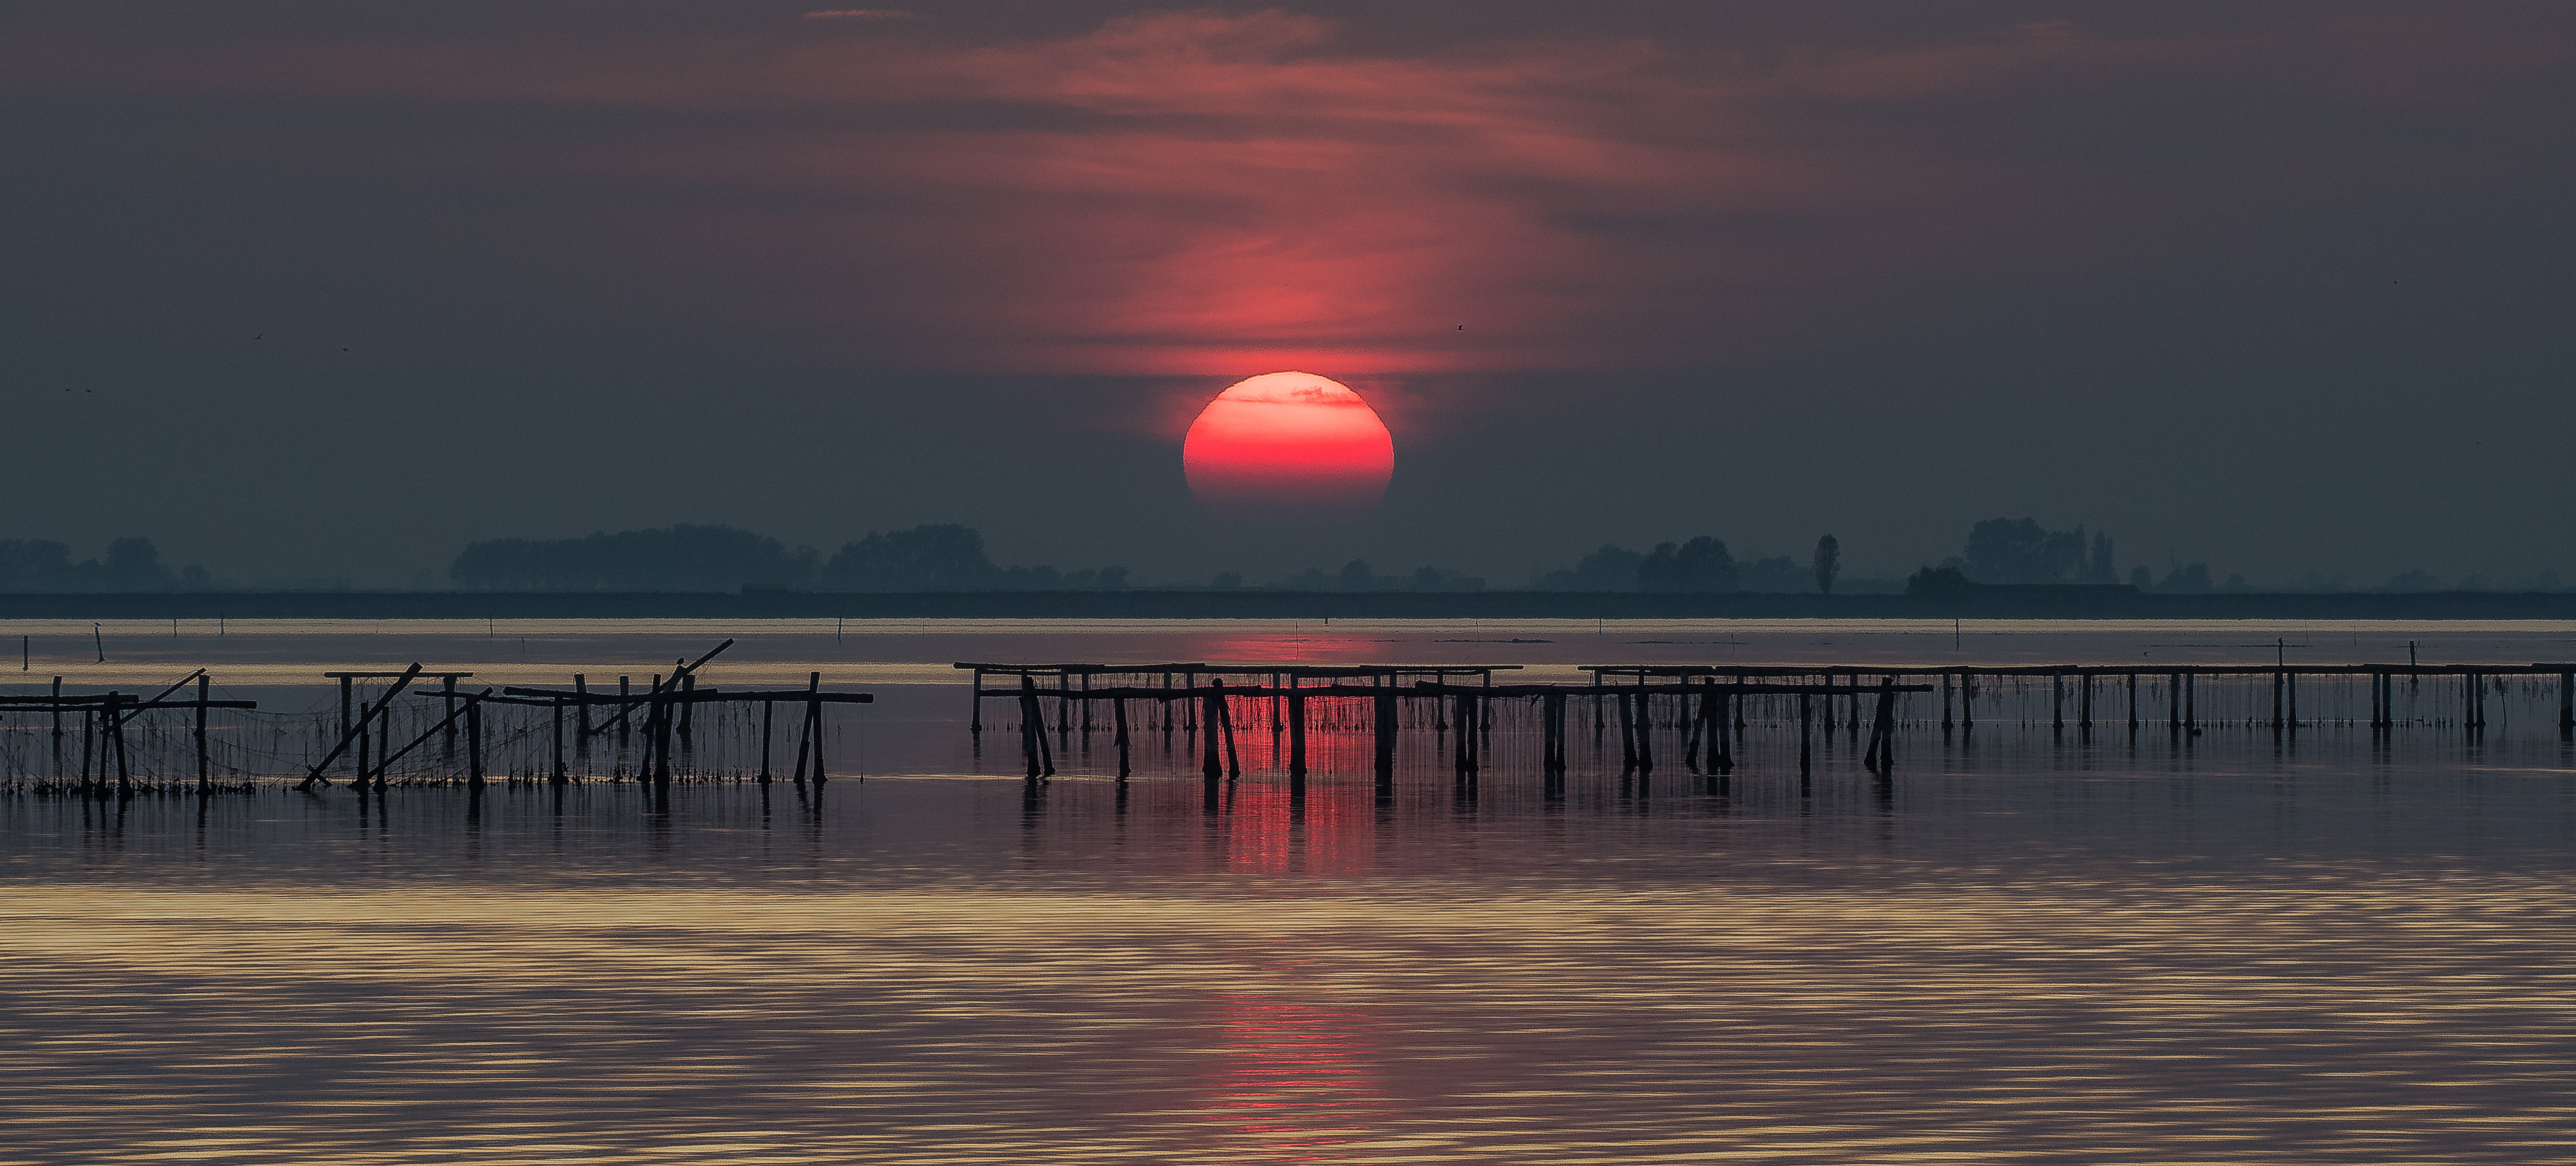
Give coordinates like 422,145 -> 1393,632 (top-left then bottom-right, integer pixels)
6,619 -> 2575,1163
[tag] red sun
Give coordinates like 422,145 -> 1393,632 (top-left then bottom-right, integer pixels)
1183,372 -> 1395,513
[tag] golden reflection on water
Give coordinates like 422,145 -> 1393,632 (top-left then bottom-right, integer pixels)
5,853 -> 2574,1164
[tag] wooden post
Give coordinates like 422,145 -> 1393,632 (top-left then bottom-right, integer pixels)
1082,672 -> 1094,734
1798,691 -> 1813,789
339,675 -> 354,782
1710,686 -> 1733,772
1962,672 -> 1976,729
1287,685 -> 1307,778
1373,687 -> 1397,780
2080,673 -> 2093,728
760,699 -> 775,783
50,676 -> 63,779
2560,672 -> 2572,731
679,673 -> 696,745
1631,691 -> 1652,775
2186,673 -> 2196,728
551,697 -> 567,785
1544,691 -> 1567,772
806,672 -> 826,784
109,693 -> 130,795
1217,682 -> 1240,778
2051,671 -> 2064,729
970,669 -> 983,733
2169,673 -> 2181,728
1201,685 -> 1224,780
356,694 -> 371,789
195,674 -> 210,791
2272,670 -> 2284,728
575,674 -> 591,746
1616,689 -> 1637,773
617,676 -> 632,746
467,696 -> 485,790
1018,677 -> 1042,778
2287,672 -> 2297,727
1941,672 -> 1953,729
1864,682 -> 1897,770
1115,697 -> 1132,779
441,675 -> 458,760
2127,673 -> 2139,729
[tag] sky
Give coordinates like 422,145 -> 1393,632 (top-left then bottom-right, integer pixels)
5,1 -> 2573,588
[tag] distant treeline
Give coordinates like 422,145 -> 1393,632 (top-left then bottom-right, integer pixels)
0,538 -> 211,592
1531,518 -> 2211,595
448,524 -> 1129,592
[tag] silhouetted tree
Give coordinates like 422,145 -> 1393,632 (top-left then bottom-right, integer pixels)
1906,565 -> 1973,597
1962,518 -> 2095,584
1813,535 -> 1841,595
1638,537 -> 1739,592
1210,571 -> 1243,589
1539,544 -> 1646,590
2129,566 -> 2152,589
822,524 -> 996,590
1339,560 -> 1374,590
2153,562 -> 2214,594
1,537 -> 201,592
2085,531 -> 2117,584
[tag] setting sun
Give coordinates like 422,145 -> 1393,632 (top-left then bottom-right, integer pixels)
1182,372 -> 1395,512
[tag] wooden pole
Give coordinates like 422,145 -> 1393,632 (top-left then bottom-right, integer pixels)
575,674 -> 591,745
1711,686 -> 1733,772
1201,685 -> 1223,780
2169,673 -> 2181,728
1018,678 -> 1042,779
2287,672 -> 2298,727
195,674 -> 210,792
1373,687 -> 1397,781
1217,682 -> 1240,778
50,676 -> 62,779
2051,671 -> 2064,729
467,696 -> 484,790
442,675 -> 458,760
339,675 -> 353,780
1115,697 -> 1132,779
1941,672 -> 1953,729
1616,689 -> 1637,774
2560,672 -> 2572,731
1631,691 -> 1652,775
2127,673 -> 2139,730
2186,673 -> 2196,728
760,700 -> 775,783
1962,672 -> 1976,729
551,697 -> 567,785
1287,686 -> 1307,779
2080,673 -> 2093,728
1798,691 -> 1812,791
806,671 -> 827,784
109,693 -> 130,795
2273,670 -> 2284,728
970,669 -> 983,733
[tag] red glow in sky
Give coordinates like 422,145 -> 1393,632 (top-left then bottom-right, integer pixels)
1184,372 -> 1394,513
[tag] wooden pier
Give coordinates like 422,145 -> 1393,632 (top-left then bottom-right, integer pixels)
960,658 -> 2576,794
1,639 -> 873,798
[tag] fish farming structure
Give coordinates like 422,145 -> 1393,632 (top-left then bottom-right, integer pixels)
963,659 -> 2576,794
1,640 -> 874,798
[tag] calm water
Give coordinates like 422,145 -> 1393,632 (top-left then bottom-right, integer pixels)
6,619 -> 2575,1163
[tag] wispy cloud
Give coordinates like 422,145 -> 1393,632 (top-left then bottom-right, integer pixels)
9,8 -> 2565,376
